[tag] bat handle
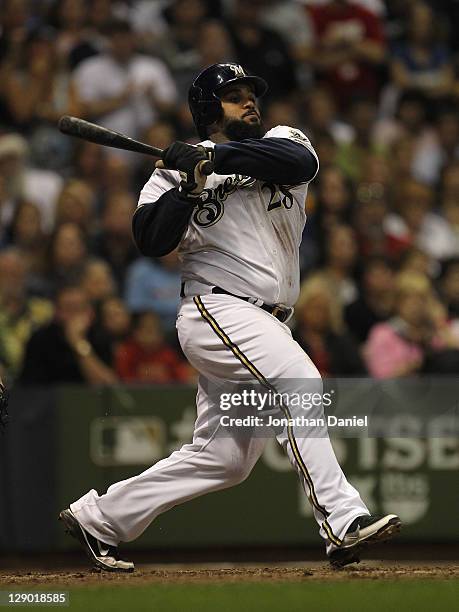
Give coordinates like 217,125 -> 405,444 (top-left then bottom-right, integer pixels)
198,159 -> 214,176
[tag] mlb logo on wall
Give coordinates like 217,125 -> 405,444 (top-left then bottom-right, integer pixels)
90,416 -> 166,466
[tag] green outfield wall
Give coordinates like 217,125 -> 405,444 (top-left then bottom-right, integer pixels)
1,383 -> 457,551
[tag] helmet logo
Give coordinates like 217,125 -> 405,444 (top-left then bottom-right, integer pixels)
228,64 -> 246,77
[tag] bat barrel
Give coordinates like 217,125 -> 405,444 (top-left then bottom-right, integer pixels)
58,115 -> 215,174
58,115 -> 163,157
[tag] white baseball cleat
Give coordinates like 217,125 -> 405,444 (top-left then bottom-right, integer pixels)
329,513 -> 402,569
59,508 -> 134,572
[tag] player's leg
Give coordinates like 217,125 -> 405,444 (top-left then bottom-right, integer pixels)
187,294 -> 400,564
65,297 -> 267,554
69,378 -> 265,545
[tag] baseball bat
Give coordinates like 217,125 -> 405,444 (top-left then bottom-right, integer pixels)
57,115 -> 214,175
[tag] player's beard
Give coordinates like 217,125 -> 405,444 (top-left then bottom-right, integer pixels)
222,118 -> 266,141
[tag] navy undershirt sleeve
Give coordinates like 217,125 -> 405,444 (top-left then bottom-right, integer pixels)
213,137 -> 318,184
132,187 -> 194,257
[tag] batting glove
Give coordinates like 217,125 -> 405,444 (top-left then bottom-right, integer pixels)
155,141 -> 214,197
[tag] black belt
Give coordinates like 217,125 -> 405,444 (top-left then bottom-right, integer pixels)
181,282 -> 291,323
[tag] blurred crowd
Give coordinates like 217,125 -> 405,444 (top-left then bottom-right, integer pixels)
1,0 -> 459,386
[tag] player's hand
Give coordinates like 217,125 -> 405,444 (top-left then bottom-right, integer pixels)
156,141 -> 213,197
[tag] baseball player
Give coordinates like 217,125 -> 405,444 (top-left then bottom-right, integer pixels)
60,63 -> 401,572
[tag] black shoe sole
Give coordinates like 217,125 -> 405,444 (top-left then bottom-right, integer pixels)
329,516 -> 402,569
59,509 -> 134,573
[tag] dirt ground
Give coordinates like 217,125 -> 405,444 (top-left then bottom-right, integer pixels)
1,561 -> 458,587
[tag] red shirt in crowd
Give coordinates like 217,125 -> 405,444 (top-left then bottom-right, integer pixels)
116,340 -> 190,383
308,2 -> 385,105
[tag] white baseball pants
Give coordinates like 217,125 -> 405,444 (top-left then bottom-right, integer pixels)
71,294 -> 369,553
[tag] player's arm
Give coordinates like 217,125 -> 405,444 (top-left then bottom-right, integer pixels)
212,134 -> 318,184
133,188 -> 195,257
133,147 -> 209,257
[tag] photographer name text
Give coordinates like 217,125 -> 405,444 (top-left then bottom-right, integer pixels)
220,415 -> 368,428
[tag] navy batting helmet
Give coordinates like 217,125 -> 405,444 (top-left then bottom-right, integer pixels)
188,63 -> 268,140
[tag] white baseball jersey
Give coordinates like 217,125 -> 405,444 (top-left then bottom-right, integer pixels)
138,125 -> 319,307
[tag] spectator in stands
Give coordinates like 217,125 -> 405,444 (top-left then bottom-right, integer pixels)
0,133 -> 63,234
0,0 -> 30,66
7,200 -> 47,288
352,187 -> 390,258
20,284 -> 116,385
44,222 -> 89,297
439,258 -> 459,318
134,121 -> 177,192
306,87 -> 354,145
55,179 -> 95,233
313,165 -> 354,230
293,276 -> 365,377
259,0 -> 315,67
227,0 -> 297,100
80,259 -> 116,306
336,95 -> 382,182
157,0 -> 209,71
264,98 -> 302,133
2,26 -> 83,134
441,197 -> 459,256
73,18 -> 177,147
310,131 -> 338,169
48,0 -> 100,70
309,169 -> 354,265
125,249 -> 181,336
101,156 -> 132,201
385,178 -> 457,261
115,311 -> 191,383
373,89 -> 430,149
364,273 -> 459,378
73,141 -> 106,200
441,161 -> 459,201
345,256 -> 394,343
412,102 -> 459,186
360,153 -> 392,192
390,2 -> 453,101
398,247 -> 432,278
92,191 -> 138,291
179,19 -> 235,94
97,296 -> 131,351
0,248 -> 53,381
72,142 -> 132,215
162,17 -> 235,103
308,0 -> 386,108
388,135 -> 417,188
315,224 -> 359,306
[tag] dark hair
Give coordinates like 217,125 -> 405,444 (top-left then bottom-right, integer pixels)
54,283 -> 85,302
25,26 -> 57,46
434,98 -> 459,123
396,89 -> 428,120
358,255 -> 394,284
7,199 -> 42,242
103,18 -> 132,37
439,257 -> 459,280
131,310 -> 161,331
